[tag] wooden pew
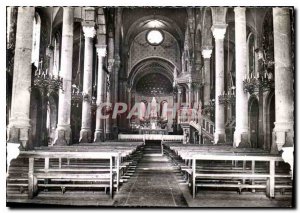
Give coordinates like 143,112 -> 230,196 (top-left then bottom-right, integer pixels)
163,143 -> 292,198
190,153 -> 290,199
33,142 -> 145,186
20,150 -> 121,199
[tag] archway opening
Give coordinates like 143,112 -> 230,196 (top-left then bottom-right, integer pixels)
249,97 -> 260,148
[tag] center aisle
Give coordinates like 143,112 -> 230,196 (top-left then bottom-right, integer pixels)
113,142 -> 188,207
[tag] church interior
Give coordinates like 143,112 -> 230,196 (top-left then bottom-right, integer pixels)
6,6 -> 295,207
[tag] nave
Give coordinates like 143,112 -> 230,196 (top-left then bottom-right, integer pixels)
6,141 -> 292,207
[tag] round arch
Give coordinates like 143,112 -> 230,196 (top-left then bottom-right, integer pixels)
248,95 -> 260,148
264,90 -> 275,151
128,57 -> 175,89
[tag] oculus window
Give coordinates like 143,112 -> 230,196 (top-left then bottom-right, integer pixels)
146,29 -> 164,46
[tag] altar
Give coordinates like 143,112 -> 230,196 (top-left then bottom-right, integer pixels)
137,97 -> 169,135
139,128 -> 168,135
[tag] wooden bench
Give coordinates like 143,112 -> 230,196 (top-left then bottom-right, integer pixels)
20,150 -> 121,199
163,143 -> 292,198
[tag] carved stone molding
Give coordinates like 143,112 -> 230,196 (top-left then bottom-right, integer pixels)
83,26 -> 96,38
96,44 -> 107,57
211,24 -> 227,40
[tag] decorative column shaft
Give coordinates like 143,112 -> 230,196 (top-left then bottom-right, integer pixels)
272,8 -> 294,151
211,24 -> 227,144
188,83 -> 192,108
54,7 -> 74,146
79,25 -> 96,143
106,32 -> 114,140
202,47 -> 213,106
94,45 -> 106,142
53,42 -> 60,76
177,87 -> 182,108
7,7 -> 35,150
233,7 -> 250,148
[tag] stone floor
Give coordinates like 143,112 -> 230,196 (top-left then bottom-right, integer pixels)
113,154 -> 188,207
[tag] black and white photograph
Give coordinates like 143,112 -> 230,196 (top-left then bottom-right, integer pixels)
4,1 -> 296,209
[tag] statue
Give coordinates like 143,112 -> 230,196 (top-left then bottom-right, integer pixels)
150,97 -> 158,129
150,97 -> 158,118
183,129 -> 189,144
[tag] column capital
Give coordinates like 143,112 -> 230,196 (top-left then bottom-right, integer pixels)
83,26 -> 96,38
234,7 -> 246,14
273,7 -> 291,16
201,47 -> 213,59
96,44 -> 107,57
211,24 -> 227,40
177,86 -> 182,93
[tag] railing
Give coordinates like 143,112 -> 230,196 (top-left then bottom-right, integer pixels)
177,107 -> 214,143
118,134 -> 184,142
177,107 -> 196,124
201,115 -> 214,142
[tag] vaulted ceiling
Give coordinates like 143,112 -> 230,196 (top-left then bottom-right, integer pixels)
122,7 -> 187,48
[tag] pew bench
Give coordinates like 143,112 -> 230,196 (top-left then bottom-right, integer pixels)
20,150 -> 120,199
163,143 -> 292,198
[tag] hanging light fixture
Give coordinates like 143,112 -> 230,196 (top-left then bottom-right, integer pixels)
33,7 -> 63,94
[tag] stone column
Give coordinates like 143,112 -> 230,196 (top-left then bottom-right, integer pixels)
54,7 -> 74,146
79,25 -> 96,143
53,42 -> 60,76
233,7 -> 250,148
106,69 -> 113,139
94,45 -> 107,142
202,47 -> 213,106
194,84 -> 199,108
177,87 -> 182,108
7,7 -> 35,150
106,31 -> 114,140
187,82 -> 192,108
211,24 -> 227,144
272,8 -> 294,151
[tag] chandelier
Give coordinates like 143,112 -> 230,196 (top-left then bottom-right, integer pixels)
243,48 -> 274,94
218,87 -> 235,105
71,84 -> 83,107
33,57 -> 63,94
203,99 -> 215,115
71,84 -> 98,110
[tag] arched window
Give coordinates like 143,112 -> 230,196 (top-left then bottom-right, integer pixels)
160,100 -> 168,120
139,101 -> 147,120
52,35 -> 61,76
247,33 -> 255,77
32,13 -> 41,68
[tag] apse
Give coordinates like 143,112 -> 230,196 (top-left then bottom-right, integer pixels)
135,72 -> 173,97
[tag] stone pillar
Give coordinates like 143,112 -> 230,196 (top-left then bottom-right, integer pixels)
272,8 -> 294,151
177,87 -> 182,108
106,69 -> 113,139
53,42 -> 60,76
202,47 -> 213,106
233,7 -> 250,148
211,24 -> 227,144
7,7 -> 35,150
127,87 -> 132,112
187,82 -> 192,108
54,7 -> 74,146
194,84 -> 199,107
94,45 -> 107,142
106,31 -> 114,140
112,57 -> 120,137
79,25 -> 96,143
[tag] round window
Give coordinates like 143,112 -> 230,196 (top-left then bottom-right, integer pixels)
146,29 -> 164,46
